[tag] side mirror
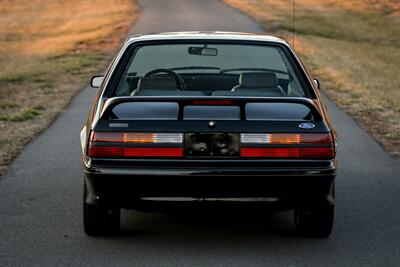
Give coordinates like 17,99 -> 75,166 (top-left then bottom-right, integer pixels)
91,76 -> 104,88
313,78 -> 320,89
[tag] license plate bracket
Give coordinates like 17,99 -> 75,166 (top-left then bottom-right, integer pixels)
184,133 -> 239,158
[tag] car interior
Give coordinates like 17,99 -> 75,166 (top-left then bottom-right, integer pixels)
115,71 -> 303,97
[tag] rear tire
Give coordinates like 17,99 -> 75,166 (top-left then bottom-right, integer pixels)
294,205 -> 334,238
83,179 -> 120,236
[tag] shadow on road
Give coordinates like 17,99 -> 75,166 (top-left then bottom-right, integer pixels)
116,209 -> 304,241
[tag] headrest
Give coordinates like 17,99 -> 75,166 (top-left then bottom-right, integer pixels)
137,76 -> 178,90
239,72 -> 278,89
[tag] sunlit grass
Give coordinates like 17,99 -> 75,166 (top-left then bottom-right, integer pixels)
0,0 -> 138,173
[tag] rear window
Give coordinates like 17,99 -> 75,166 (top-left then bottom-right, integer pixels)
113,43 -> 307,98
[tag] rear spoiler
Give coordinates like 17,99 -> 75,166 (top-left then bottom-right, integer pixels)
99,96 -> 322,121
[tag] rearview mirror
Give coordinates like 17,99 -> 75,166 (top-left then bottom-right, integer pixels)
91,76 -> 104,88
188,46 -> 218,56
313,78 -> 320,89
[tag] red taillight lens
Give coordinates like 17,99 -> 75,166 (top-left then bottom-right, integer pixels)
240,147 -> 334,158
88,147 -> 183,158
88,146 -> 123,157
88,132 -> 183,158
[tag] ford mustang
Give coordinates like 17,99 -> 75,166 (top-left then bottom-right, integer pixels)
81,32 -> 337,237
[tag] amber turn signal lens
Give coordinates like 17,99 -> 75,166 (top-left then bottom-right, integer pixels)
91,132 -> 183,143
241,133 -> 332,144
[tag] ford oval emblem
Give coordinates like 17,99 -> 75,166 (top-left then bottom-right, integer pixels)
299,122 -> 315,129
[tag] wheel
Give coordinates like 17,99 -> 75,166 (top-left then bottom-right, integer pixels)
83,178 -> 120,236
294,205 -> 334,237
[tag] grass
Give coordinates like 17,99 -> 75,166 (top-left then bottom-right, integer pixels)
0,0 -> 139,174
0,107 -> 43,122
224,0 -> 400,158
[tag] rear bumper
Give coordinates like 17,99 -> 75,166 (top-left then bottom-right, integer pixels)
83,159 -> 336,209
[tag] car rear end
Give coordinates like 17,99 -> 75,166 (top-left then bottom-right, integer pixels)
82,96 -> 336,237
81,33 -> 337,237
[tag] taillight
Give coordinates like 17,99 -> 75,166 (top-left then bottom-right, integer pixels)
88,132 -> 183,158
240,133 -> 334,159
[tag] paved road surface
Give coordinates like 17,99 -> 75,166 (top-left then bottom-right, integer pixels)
1,0 -> 399,266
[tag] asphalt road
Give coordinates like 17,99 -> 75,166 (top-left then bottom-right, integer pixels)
1,0 -> 400,266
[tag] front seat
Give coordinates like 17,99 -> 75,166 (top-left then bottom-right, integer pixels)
131,76 -> 178,95
230,72 -> 286,97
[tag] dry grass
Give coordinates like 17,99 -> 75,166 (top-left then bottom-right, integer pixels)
225,0 -> 400,158
0,0 -> 138,174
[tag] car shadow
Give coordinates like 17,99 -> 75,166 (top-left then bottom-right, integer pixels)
117,208 -> 299,242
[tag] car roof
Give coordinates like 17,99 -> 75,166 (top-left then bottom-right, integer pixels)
126,31 -> 290,46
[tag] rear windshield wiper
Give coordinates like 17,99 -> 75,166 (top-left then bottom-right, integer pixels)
169,66 -> 221,71
219,68 -> 288,75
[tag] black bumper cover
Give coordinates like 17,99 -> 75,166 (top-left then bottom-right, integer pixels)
83,158 -> 336,209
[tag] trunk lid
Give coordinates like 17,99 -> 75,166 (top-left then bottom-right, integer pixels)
89,97 -> 334,159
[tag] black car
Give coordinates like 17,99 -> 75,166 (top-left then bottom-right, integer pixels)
81,32 -> 337,237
